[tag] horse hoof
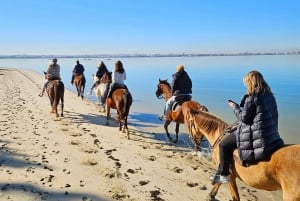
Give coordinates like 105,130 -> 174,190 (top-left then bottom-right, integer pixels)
173,140 -> 178,143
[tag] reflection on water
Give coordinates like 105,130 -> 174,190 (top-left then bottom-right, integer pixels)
1,55 -> 300,143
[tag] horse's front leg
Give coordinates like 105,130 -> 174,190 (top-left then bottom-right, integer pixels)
228,176 -> 240,201
174,123 -> 180,143
208,183 -> 222,200
164,120 -> 173,142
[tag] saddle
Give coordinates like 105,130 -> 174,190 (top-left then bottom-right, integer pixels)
171,94 -> 192,111
108,83 -> 128,98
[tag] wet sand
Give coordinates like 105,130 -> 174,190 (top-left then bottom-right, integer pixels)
0,68 -> 281,200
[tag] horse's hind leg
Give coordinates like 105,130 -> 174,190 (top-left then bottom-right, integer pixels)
164,120 -> 173,142
60,96 -> 64,117
174,123 -> 180,143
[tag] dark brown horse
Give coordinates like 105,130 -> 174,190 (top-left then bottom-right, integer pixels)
106,87 -> 133,139
155,79 -> 208,153
44,72 -> 64,117
73,74 -> 86,100
187,108 -> 300,201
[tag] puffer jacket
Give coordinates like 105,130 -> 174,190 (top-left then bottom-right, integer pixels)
171,70 -> 192,96
232,92 -> 284,166
46,63 -> 61,80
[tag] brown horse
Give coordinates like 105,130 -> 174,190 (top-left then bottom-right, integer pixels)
106,87 -> 133,139
187,108 -> 300,201
73,74 -> 85,100
44,72 -> 64,117
155,79 -> 208,153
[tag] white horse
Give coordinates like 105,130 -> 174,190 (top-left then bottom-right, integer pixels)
91,73 -> 111,112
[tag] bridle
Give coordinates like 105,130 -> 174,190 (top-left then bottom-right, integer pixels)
156,84 -> 171,100
188,116 -> 227,150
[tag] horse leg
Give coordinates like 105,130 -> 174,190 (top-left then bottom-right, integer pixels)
164,120 -> 173,142
60,95 -> 64,117
228,178 -> 240,201
125,117 -> 130,139
174,123 -> 180,143
208,183 -> 222,200
106,106 -> 110,125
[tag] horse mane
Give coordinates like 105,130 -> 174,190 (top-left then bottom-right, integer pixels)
190,108 -> 228,134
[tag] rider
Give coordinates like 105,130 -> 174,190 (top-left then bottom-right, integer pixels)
71,60 -> 85,85
212,70 -> 284,184
159,64 -> 192,121
88,61 -> 109,95
106,60 -> 127,98
38,58 -> 61,97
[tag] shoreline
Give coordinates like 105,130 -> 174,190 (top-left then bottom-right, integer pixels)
0,67 -> 281,200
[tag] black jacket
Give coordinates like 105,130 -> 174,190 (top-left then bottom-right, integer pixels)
232,92 -> 284,165
171,70 -> 192,96
73,64 -> 85,74
96,66 -> 109,79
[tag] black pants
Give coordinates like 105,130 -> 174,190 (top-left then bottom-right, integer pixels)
218,131 -> 237,176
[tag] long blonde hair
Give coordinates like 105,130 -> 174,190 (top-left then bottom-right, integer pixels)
243,70 -> 272,95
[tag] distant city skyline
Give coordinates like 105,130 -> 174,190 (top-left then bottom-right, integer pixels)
1,1 -> 299,55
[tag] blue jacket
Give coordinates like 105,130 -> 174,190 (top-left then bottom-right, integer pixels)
232,92 -> 284,166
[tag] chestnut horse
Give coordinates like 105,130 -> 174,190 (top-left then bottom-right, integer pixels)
155,79 -> 208,153
44,72 -> 64,117
187,108 -> 300,201
73,74 -> 85,100
92,72 -> 111,112
106,87 -> 132,139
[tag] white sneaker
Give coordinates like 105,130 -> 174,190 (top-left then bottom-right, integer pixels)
158,115 -> 165,121
214,175 -> 229,184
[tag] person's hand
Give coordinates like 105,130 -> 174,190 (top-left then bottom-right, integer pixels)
228,100 -> 236,108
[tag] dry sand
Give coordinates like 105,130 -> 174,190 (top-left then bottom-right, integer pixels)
0,68 -> 282,201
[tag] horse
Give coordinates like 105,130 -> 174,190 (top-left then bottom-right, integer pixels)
73,74 -> 85,100
43,72 -> 64,117
106,86 -> 132,139
92,72 -> 112,112
155,78 -> 208,153
187,108 -> 300,201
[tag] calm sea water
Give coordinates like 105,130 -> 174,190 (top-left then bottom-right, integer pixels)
1,55 -> 300,144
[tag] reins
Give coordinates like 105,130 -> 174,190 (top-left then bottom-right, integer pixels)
188,117 -> 228,150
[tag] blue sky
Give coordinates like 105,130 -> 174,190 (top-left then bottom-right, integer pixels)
1,0 -> 299,55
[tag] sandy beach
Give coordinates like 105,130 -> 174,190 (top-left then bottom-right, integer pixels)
0,68 -> 281,201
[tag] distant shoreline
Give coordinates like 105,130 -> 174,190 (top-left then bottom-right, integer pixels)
0,51 -> 299,59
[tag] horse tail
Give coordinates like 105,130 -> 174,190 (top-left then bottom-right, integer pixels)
52,81 -> 60,112
121,90 -> 132,120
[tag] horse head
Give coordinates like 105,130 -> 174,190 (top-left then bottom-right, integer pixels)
156,79 -> 171,99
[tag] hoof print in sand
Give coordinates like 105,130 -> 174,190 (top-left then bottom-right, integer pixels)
186,182 -> 199,187
139,180 -> 149,186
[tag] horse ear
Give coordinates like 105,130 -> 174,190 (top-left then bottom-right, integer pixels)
159,78 -> 162,82
43,71 -> 47,75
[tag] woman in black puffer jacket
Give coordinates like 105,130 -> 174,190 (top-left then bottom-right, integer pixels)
214,70 -> 284,184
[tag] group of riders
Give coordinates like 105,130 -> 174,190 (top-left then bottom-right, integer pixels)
39,58 -> 284,185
